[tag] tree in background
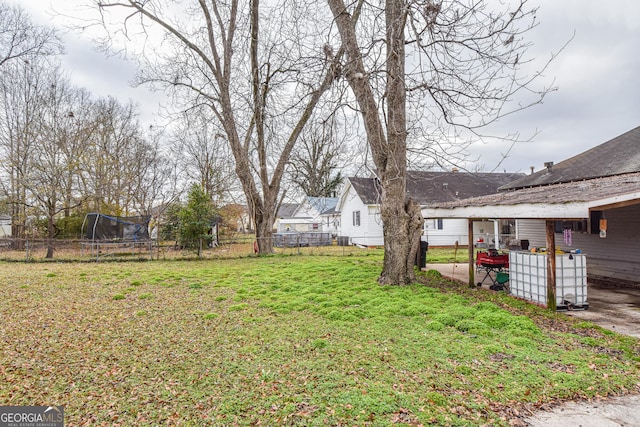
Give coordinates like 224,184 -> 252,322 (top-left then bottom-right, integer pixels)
327,0 -> 556,284
289,118 -> 345,198
218,203 -> 247,242
0,4 -> 177,254
25,66 -> 92,257
158,201 -> 181,244
0,2 -> 63,244
0,1 -> 63,68
91,0 -> 343,254
177,184 -> 217,258
0,56 -> 167,255
170,107 -> 236,206
84,97 -> 152,215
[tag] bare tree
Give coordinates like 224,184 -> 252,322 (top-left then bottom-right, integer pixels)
58,89 -> 95,223
0,1 -> 63,68
83,97 -> 148,215
170,107 -> 236,207
289,116 -> 345,198
0,2 -> 63,243
89,0 -> 342,253
0,57 -> 44,242
130,128 -> 181,217
24,66 -> 91,257
327,0 -> 556,284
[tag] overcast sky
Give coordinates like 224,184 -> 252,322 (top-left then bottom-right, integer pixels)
16,0 -> 640,174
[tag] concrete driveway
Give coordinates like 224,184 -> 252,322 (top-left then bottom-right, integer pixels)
566,287 -> 640,339
425,263 -> 640,427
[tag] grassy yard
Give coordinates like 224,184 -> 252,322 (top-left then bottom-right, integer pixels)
0,254 -> 638,426
425,247 -> 470,264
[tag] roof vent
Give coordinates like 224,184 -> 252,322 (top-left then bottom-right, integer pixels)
442,182 -> 448,189
529,166 -> 535,175
544,161 -> 554,173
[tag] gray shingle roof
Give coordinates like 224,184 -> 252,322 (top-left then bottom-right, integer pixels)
500,125 -> 640,190
348,171 -> 524,206
348,177 -> 381,205
407,171 -> 524,204
276,203 -> 299,218
433,171 -> 640,209
306,197 -> 339,215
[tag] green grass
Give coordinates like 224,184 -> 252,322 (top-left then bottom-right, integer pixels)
427,247 -> 470,263
0,255 -> 638,426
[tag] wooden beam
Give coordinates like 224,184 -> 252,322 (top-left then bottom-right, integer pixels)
468,219 -> 475,288
545,220 -> 557,311
424,202 -> 588,220
590,198 -> 640,211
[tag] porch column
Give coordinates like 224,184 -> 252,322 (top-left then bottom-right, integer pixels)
545,220 -> 557,310
468,219 -> 475,288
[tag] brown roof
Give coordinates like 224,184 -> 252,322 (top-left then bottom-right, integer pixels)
500,125 -> 640,190
349,171 -> 524,205
432,172 -> 640,209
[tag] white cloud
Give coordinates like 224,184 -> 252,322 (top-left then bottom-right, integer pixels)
15,0 -> 640,172
17,0 -> 164,125
467,0 -> 640,172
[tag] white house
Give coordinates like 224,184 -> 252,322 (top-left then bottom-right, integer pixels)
274,203 -> 301,232
275,197 -> 339,234
336,171 -> 522,247
336,177 -> 384,246
0,215 -> 10,237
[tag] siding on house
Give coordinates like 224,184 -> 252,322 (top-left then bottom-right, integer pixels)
423,218 -> 515,248
339,172 -> 521,247
516,203 -> 640,283
423,218 -> 469,246
321,211 -> 341,237
339,184 -> 383,246
0,216 -> 10,237
276,197 -> 338,233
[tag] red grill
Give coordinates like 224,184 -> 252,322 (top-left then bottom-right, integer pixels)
476,250 -> 509,288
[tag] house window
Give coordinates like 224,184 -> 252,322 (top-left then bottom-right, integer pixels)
312,223 -> 319,230
431,219 -> 443,230
353,211 -> 361,226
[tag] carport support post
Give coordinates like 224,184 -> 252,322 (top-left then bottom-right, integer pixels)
545,220 -> 557,311
468,219 -> 475,288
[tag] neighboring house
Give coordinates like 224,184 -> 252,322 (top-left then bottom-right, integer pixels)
336,171 -> 523,247
0,215 -> 10,237
274,203 -> 300,232
336,177 -> 384,246
274,197 -> 339,234
424,125 -> 640,286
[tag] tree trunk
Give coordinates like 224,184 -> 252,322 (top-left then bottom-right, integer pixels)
406,199 -> 425,278
46,207 -> 55,259
378,180 -> 423,285
254,207 -> 274,255
377,0 -> 413,285
327,0 -> 418,285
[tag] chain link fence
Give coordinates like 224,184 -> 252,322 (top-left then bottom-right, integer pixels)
0,234 -> 385,262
